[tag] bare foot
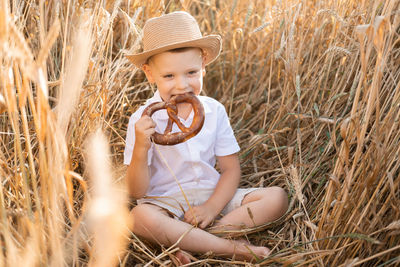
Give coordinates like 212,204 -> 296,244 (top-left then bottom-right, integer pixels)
173,249 -> 192,265
232,240 -> 270,262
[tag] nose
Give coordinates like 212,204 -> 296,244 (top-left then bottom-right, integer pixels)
175,75 -> 188,91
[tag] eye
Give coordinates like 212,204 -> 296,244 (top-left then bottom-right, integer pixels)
163,74 -> 173,78
188,70 -> 198,75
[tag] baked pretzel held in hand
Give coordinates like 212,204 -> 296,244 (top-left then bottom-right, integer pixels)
141,92 -> 205,145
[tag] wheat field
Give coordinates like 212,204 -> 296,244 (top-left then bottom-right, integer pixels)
0,0 -> 399,266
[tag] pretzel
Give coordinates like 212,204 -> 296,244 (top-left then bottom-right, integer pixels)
141,92 -> 205,145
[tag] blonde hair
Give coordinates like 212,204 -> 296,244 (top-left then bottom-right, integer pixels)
145,47 -> 204,65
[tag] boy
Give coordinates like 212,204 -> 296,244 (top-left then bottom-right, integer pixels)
124,11 -> 288,263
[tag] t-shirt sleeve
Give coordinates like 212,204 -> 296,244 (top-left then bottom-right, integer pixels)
123,112 -> 153,165
214,103 -> 240,156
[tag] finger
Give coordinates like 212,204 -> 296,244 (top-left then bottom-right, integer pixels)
142,118 -> 156,129
141,115 -> 151,121
186,213 -> 199,226
185,207 -> 198,219
135,121 -> 153,135
139,115 -> 155,125
193,215 -> 203,227
183,215 -> 190,224
147,117 -> 156,128
190,215 -> 199,226
183,211 -> 193,224
199,218 -> 211,229
185,216 -> 196,226
144,128 -> 155,136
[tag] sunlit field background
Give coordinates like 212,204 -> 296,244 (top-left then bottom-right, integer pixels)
0,0 -> 399,266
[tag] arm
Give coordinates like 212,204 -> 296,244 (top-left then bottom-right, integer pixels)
126,115 -> 155,199
184,153 -> 241,228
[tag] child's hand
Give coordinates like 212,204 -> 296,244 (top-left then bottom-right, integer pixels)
184,203 -> 218,229
134,115 -> 156,150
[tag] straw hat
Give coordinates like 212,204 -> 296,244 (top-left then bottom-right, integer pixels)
126,11 -> 222,68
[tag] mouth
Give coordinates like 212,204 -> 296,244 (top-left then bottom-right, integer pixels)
171,92 -> 194,98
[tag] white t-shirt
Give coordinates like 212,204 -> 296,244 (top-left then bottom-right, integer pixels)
124,91 -> 240,197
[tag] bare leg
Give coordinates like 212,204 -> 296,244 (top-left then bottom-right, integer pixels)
215,186 -> 288,231
130,204 -> 270,261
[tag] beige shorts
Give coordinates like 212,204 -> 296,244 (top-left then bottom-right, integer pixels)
137,188 -> 259,220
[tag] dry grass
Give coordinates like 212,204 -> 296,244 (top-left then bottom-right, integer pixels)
0,0 -> 400,266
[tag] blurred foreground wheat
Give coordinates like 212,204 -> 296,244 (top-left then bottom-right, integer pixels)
0,0 -> 399,266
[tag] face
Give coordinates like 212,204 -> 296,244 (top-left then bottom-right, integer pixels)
142,48 -> 205,102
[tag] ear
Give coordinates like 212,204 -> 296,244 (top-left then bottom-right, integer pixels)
142,64 -> 155,84
201,53 -> 206,76
201,52 -> 207,68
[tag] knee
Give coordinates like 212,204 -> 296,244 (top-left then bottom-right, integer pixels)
262,186 -> 288,216
130,204 -> 161,232
270,186 -> 289,215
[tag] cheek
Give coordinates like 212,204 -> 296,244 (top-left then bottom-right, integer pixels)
156,79 -> 172,90
158,91 -> 171,102
196,77 -> 203,94
192,76 -> 203,89
157,81 -> 175,98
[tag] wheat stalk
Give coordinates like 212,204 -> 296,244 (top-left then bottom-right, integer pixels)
0,0 -> 399,266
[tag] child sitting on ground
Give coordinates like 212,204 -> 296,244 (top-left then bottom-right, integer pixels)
124,11 -> 288,264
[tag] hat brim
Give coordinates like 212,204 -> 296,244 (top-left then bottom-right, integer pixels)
125,35 -> 222,68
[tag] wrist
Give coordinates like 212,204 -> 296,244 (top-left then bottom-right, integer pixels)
204,199 -> 223,216
135,138 -> 152,152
